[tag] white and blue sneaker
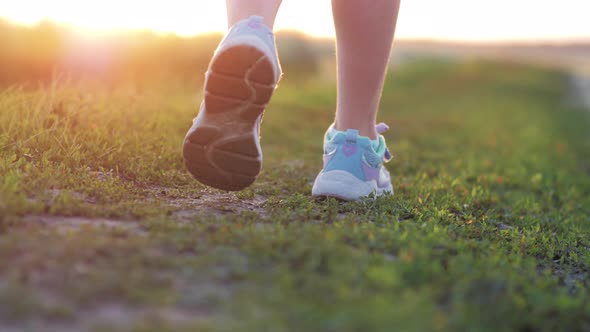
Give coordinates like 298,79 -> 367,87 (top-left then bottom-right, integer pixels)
312,123 -> 394,201
183,16 -> 282,191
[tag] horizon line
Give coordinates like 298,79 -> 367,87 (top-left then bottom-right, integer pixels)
1,16 -> 589,45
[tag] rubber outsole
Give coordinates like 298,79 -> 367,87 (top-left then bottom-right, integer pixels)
312,170 -> 393,201
183,45 -> 276,191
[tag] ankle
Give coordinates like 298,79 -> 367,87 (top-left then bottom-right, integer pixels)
334,121 -> 378,140
228,15 -> 274,30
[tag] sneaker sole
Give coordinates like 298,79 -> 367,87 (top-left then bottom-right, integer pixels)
183,45 -> 276,191
312,170 -> 393,201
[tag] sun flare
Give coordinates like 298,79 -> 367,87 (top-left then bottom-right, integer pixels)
1,0 -> 589,41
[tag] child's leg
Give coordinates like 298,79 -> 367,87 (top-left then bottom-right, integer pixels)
332,0 -> 401,139
226,0 -> 282,28
312,0 -> 400,200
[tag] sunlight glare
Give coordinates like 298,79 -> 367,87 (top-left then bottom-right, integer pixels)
1,0 -> 589,41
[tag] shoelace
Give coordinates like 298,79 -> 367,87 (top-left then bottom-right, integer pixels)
376,123 -> 393,162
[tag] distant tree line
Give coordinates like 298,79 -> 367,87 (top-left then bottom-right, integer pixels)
0,19 -> 333,87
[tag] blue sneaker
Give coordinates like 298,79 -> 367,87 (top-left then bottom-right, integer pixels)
183,16 -> 282,191
312,123 -> 394,201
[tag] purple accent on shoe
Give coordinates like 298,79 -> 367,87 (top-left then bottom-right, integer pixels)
384,149 -> 393,161
342,144 -> 357,157
362,162 -> 380,182
376,122 -> 389,134
375,122 -> 393,162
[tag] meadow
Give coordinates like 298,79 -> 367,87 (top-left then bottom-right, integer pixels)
1,20 -> 590,332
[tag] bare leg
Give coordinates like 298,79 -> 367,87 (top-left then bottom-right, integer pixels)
226,0 -> 283,28
332,0 -> 401,139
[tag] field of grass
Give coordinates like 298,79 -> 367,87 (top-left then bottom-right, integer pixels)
1,60 -> 589,331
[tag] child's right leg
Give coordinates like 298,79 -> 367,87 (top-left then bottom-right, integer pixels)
183,1 -> 282,191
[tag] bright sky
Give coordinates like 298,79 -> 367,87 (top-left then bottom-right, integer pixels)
1,0 -> 589,41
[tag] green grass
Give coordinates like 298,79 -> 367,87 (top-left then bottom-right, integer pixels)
1,60 -> 589,331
